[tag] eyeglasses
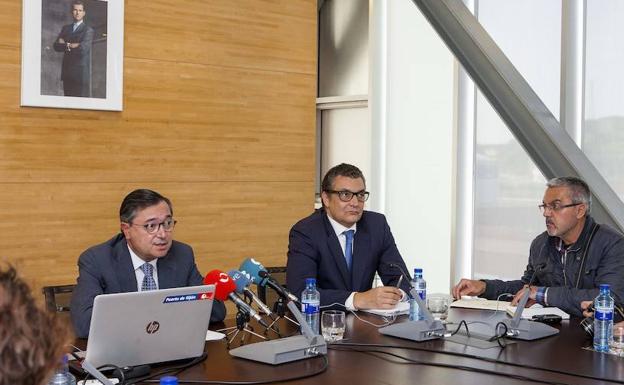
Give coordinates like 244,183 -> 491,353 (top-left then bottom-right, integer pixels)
325,190 -> 370,202
129,218 -> 177,234
538,202 -> 582,214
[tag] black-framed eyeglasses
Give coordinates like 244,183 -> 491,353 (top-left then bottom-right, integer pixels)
538,202 -> 582,214
129,217 -> 177,234
325,190 -> 370,202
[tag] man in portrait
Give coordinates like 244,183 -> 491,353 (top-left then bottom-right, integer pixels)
53,0 -> 94,97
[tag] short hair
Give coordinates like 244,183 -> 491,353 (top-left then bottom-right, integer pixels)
0,265 -> 71,385
71,1 -> 85,10
119,189 -> 173,223
321,163 -> 366,193
546,176 -> 591,213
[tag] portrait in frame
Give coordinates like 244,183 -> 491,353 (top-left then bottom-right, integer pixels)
21,0 -> 124,111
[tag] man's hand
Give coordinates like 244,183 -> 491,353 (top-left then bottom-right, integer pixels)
58,38 -> 66,44
353,287 -> 402,310
452,278 -> 486,299
510,285 -> 537,308
68,43 -> 80,49
581,300 -> 593,318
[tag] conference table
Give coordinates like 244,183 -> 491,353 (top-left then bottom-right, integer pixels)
85,308 -> 624,384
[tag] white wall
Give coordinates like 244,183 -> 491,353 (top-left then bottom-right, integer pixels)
370,0 -> 456,294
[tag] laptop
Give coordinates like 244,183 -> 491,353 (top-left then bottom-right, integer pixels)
83,284 -> 215,368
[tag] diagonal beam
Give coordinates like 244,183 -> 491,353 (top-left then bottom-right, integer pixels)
411,0 -> 624,231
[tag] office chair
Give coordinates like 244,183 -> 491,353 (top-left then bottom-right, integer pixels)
42,284 -> 76,313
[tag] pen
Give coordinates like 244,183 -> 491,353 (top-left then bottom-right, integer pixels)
396,275 -> 403,289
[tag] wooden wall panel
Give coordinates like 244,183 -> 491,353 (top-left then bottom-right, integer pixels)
0,0 -> 317,316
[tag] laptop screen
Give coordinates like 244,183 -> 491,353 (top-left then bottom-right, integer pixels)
85,284 -> 215,368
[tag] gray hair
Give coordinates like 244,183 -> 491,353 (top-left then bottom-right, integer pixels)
546,176 -> 591,213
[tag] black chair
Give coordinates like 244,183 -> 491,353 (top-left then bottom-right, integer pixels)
257,266 -> 287,307
42,284 -> 76,313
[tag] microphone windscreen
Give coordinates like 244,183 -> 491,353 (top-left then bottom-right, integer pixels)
239,258 -> 267,286
228,270 -> 251,294
203,269 -> 236,301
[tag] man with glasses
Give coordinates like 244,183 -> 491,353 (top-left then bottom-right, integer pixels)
453,177 -> 624,316
70,189 -> 226,337
287,163 -> 411,310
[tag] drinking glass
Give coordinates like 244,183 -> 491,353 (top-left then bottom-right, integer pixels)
321,310 -> 346,342
427,294 -> 451,320
610,325 -> 624,356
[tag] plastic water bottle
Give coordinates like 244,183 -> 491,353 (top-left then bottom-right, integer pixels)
594,283 -> 614,352
409,268 -> 426,321
301,278 -> 320,333
47,356 -> 76,385
160,376 -> 179,385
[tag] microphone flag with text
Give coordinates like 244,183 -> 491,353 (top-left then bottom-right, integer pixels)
203,269 -> 269,328
239,258 -> 298,302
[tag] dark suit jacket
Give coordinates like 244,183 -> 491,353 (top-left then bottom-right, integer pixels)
53,22 -> 94,96
286,209 -> 411,307
70,233 -> 226,338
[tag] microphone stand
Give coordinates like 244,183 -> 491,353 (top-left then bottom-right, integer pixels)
229,300 -> 327,365
501,286 -> 559,340
268,296 -> 299,334
218,310 -> 267,348
378,287 -> 447,342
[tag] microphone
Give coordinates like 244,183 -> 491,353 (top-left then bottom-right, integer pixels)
227,269 -> 274,317
203,269 -> 269,328
239,258 -> 298,303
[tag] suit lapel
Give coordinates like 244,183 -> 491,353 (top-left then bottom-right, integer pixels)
352,218 -> 371,291
113,238 -> 139,292
157,251 -> 176,289
322,212 -> 352,288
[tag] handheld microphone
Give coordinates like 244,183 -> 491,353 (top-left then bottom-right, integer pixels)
203,269 -> 269,328
227,269 -> 274,317
239,258 -> 298,303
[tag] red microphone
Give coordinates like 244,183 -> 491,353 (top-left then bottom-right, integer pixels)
204,269 -> 268,328
204,270 -> 236,301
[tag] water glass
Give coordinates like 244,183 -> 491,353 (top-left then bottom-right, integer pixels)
321,310 -> 345,342
610,325 -> 624,356
427,294 -> 451,320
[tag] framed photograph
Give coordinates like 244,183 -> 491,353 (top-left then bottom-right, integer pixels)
21,0 -> 124,111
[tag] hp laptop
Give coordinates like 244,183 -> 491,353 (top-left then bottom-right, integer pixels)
84,284 -> 215,368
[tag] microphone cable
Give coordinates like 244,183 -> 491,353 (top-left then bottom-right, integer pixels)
327,341 -> 624,385
140,354 -> 329,385
327,344 -> 575,385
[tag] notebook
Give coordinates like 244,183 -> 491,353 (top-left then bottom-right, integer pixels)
84,284 -> 215,368
362,301 -> 410,316
506,304 -> 570,320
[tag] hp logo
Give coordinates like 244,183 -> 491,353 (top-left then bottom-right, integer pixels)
145,321 -> 160,334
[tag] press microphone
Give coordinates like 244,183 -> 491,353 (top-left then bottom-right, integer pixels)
239,258 -> 298,303
203,269 -> 269,328
227,269 -> 274,317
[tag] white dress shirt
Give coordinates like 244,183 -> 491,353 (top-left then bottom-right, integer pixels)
128,245 -> 159,291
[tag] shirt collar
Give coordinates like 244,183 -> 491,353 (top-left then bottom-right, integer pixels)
128,245 -> 158,271
326,212 -> 357,238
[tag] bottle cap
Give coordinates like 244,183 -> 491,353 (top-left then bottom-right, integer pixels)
160,376 -> 178,385
414,268 -> 423,274
305,278 -> 316,286
599,283 -> 610,291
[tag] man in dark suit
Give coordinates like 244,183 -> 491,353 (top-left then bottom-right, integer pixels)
53,1 -> 94,97
287,163 -> 411,310
70,189 -> 226,338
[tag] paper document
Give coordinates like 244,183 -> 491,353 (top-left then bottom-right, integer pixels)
451,298 -> 510,311
361,301 -> 410,316
506,304 -> 570,320
206,330 -> 226,341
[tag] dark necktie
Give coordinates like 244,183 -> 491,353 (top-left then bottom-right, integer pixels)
343,230 -> 355,271
140,263 -> 158,291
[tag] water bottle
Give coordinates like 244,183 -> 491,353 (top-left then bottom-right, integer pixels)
47,355 -> 76,385
301,278 -> 320,333
409,268 -> 426,321
160,376 -> 179,385
593,283 -> 614,352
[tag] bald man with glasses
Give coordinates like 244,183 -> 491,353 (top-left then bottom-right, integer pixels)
287,163 -> 411,311
453,176 -> 624,317
70,189 -> 226,338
